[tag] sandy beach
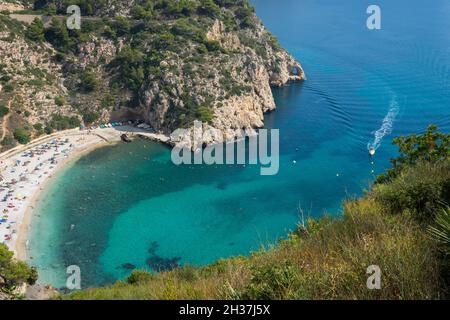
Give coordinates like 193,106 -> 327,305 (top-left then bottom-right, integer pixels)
0,125 -> 170,261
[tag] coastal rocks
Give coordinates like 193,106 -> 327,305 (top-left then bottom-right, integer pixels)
77,36 -> 121,68
0,3 -> 305,151
138,16 -> 305,147
25,284 -> 58,300
0,2 -> 26,12
270,52 -> 306,87
0,31 -> 76,139
103,0 -> 136,17
141,83 -> 172,129
206,20 -> 241,51
146,255 -> 181,273
146,241 -> 181,272
121,263 -> 136,270
213,94 -> 267,132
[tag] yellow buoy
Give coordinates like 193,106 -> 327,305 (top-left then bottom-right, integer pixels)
369,148 -> 376,156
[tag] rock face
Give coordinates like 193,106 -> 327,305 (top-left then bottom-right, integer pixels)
77,36 -> 121,68
139,18 -> 305,146
0,30 -> 75,139
0,2 -> 26,13
0,0 -> 305,149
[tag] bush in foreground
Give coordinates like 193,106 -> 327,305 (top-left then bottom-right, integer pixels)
0,244 -> 38,299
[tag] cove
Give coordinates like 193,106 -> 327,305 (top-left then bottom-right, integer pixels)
28,0 -> 450,289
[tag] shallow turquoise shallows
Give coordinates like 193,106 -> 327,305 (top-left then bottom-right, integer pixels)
29,0 -> 450,288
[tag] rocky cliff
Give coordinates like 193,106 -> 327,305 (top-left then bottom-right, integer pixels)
0,0 -> 305,148
140,17 -> 304,145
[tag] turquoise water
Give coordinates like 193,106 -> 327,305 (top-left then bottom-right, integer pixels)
29,0 -> 450,289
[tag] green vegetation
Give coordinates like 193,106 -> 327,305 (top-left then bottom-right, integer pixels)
110,45 -> 145,91
377,125 -> 450,183
0,103 -> 9,117
79,69 -> 99,92
64,127 -> 450,300
428,209 -> 450,254
0,244 -> 38,299
0,14 -> 25,35
25,18 -> 45,42
1,134 -> 16,148
54,95 -> 65,106
33,123 -> 45,135
47,114 -> 81,131
3,83 -> 14,93
18,0 -> 284,131
164,93 -> 216,128
82,111 -> 100,124
126,270 -> 154,285
13,128 -> 31,144
44,17 -> 70,51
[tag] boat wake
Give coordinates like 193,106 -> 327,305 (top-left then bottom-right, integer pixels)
367,94 -> 400,152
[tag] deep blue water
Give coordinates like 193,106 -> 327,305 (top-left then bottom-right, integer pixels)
29,0 -> 450,288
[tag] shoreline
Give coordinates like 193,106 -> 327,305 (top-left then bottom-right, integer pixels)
0,126 -> 170,262
15,139 -> 110,261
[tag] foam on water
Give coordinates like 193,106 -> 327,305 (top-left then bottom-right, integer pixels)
367,94 -> 400,152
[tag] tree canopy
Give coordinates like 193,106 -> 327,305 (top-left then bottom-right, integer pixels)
377,125 -> 450,182
0,244 -> 38,298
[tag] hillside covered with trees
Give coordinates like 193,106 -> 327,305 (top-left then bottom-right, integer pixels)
0,0 -> 304,151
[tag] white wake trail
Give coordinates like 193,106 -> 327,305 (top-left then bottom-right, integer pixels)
367,95 -> 400,152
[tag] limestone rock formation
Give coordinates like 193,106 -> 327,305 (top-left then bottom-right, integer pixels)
138,18 -> 305,146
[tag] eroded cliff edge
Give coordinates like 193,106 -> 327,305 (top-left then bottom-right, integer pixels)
140,18 -> 305,145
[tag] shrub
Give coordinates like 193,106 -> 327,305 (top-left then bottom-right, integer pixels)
82,111 -> 100,124
234,5 -> 255,28
240,262 -> 300,299
54,95 -> 65,106
126,270 -> 153,285
25,18 -> 45,42
13,128 -> 31,144
80,70 -> 99,92
107,16 -> 130,37
130,5 -> 153,20
45,17 -> 70,51
3,83 -> 13,92
111,46 -> 145,91
0,103 -> 9,117
100,94 -> 114,109
0,244 -> 38,298
44,125 -> 53,135
33,123 -> 44,134
1,135 -> 15,148
197,0 -> 221,17
372,161 -> 450,223
378,125 -> 450,183
49,114 -> 81,131
196,106 -> 214,123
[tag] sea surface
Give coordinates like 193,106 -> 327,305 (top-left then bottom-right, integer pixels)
29,0 -> 450,288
